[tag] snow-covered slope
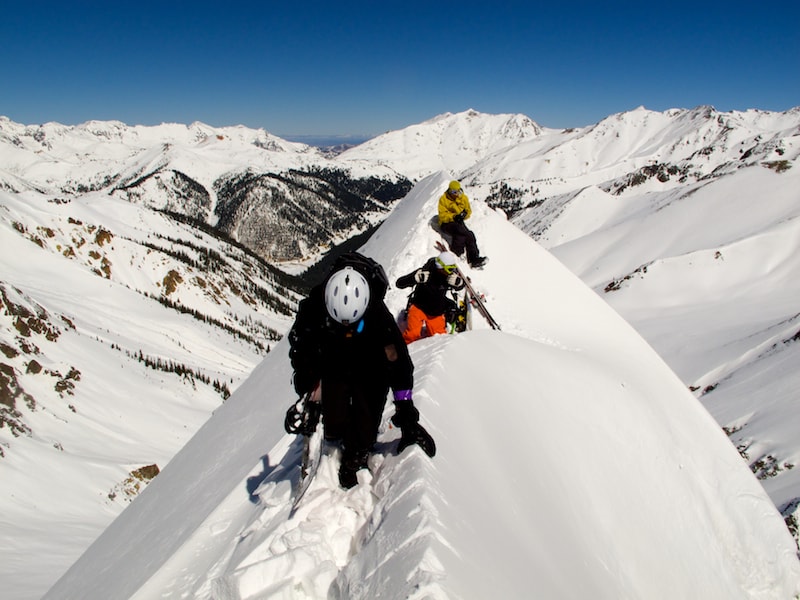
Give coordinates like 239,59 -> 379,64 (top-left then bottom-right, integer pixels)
4,106 -> 800,598
359,106 -> 800,551
43,173 -> 800,600
0,116 -> 412,265
0,188 -> 299,597
0,117 -> 317,190
338,109 -> 544,180
508,109 -> 800,540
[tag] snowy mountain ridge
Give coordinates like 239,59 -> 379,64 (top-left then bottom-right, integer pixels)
0,180 -> 310,598
0,115 -> 414,265
505,106 -> 800,552
42,173 -> 800,599
338,109 -> 544,180
339,105 -> 799,189
1,106 -> 799,598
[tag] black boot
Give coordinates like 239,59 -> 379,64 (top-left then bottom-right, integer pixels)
469,256 -> 487,269
339,449 -> 369,489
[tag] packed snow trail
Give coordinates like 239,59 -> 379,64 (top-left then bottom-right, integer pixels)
123,339 -> 451,599
201,427 -> 446,599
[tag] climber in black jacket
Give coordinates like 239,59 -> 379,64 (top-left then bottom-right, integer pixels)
287,254 -> 436,488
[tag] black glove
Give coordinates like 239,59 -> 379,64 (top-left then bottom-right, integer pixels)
392,400 -> 436,457
284,397 -> 321,435
391,399 -> 419,427
398,422 -> 436,457
454,210 -> 467,223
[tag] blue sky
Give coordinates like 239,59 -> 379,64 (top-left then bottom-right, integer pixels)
2,0 -> 797,139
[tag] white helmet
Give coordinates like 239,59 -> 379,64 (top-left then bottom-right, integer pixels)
324,267 -> 371,325
436,251 -> 458,273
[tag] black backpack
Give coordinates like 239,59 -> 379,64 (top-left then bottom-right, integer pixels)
331,252 -> 389,301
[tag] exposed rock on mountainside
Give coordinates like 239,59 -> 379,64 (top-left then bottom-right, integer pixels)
0,117 -> 413,265
213,167 -> 412,262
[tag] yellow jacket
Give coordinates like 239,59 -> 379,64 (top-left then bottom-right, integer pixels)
438,191 -> 472,225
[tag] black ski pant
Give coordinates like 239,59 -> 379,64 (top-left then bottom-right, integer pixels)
321,378 -> 389,457
441,220 -> 480,264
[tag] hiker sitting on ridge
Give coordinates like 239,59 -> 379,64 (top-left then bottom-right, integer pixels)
438,180 -> 487,269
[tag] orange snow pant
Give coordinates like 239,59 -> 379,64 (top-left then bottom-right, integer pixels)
402,304 -> 447,344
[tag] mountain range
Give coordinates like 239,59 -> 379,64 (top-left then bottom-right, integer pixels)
1,106 -> 798,598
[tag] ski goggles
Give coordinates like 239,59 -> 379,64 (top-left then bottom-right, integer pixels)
446,189 -> 461,198
436,258 -> 458,274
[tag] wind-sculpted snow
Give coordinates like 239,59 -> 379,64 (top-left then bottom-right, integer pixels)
43,173 -> 800,599
201,431 -> 446,599
526,134 -> 800,536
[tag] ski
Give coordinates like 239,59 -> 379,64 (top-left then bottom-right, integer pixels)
464,290 -> 473,331
459,268 -> 501,330
435,241 -> 501,330
290,422 -> 323,515
284,392 -> 324,515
